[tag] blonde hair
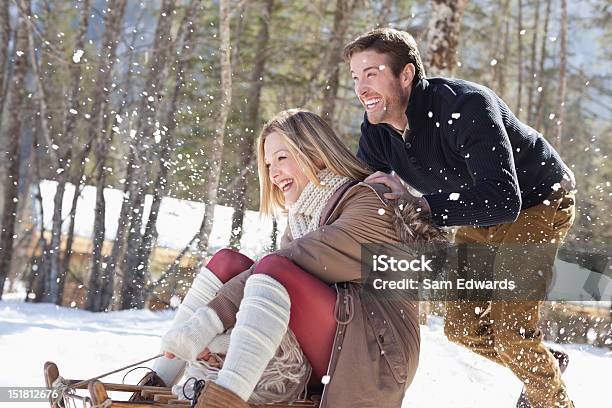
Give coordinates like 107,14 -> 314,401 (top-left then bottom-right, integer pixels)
257,109 -> 371,215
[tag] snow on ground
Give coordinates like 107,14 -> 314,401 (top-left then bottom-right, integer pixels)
1,293 -> 610,407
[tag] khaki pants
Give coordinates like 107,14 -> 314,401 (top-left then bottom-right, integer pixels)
445,191 -> 576,408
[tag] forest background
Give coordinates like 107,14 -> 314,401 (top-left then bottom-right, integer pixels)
0,0 -> 609,347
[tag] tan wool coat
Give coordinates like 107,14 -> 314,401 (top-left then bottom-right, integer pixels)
208,181 -> 440,407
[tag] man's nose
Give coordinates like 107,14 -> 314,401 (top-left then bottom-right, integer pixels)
356,82 -> 367,97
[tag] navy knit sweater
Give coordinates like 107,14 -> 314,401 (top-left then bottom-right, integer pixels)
357,78 -> 568,227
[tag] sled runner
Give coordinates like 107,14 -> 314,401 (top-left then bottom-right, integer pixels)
44,361 -> 318,408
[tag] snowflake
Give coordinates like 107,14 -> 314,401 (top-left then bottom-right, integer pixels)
72,49 -> 84,63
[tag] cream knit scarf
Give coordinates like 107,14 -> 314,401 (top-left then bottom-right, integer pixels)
287,169 -> 351,239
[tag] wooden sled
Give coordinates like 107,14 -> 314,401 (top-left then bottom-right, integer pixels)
44,361 -> 318,408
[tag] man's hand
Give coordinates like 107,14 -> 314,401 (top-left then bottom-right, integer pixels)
364,171 -> 431,214
365,171 -> 408,200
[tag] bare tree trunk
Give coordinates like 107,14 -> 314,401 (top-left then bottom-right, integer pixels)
489,0 -> 510,89
139,0 -> 200,275
534,0 -> 552,131
94,11 -> 145,311
516,0 -> 524,117
120,0 -> 176,310
17,0 -> 65,303
526,0 -> 540,125
46,0 -> 90,305
60,177 -> 86,286
378,0 -> 393,26
0,0 -> 10,129
26,141 -> 48,302
195,0 -> 233,262
554,0 -> 568,152
229,0 -> 274,249
0,0 -> 10,221
321,0 -> 357,124
0,1 -> 29,299
84,0 -> 128,312
425,0 -> 468,77
497,0 -> 512,97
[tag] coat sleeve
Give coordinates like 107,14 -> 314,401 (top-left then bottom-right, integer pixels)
422,92 -> 522,227
275,185 -> 397,284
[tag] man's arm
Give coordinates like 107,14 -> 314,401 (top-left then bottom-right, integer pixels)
423,92 -> 522,227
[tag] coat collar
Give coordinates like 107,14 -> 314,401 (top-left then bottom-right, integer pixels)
405,78 -> 429,132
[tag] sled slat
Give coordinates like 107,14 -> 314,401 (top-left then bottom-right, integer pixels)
89,380 -> 109,405
43,362 -> 63,408
60,380 -> 172,393
106,404 -> 189,408
152,393 -> 175,403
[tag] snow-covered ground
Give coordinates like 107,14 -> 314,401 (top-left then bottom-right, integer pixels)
0,292 -> 610,408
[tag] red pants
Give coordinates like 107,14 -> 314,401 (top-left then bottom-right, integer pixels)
206,248 -> 336,381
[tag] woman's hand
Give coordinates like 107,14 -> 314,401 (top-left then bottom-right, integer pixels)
159,307 -> 224,362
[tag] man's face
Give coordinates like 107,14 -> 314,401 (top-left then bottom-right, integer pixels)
349,50 -> 412,129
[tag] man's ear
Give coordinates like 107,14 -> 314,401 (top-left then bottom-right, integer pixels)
400,63 -> 415,89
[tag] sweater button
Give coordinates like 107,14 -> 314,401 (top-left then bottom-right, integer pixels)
404,142 -> 412,149
409,156 -> 417,163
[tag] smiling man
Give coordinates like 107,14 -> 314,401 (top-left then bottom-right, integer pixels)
343,28 -> 576,408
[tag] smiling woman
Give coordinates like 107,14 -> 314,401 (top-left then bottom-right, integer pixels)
257,109 -> 371,213
146,109 -> 443,408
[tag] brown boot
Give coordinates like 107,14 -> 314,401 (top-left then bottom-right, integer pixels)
128,372 -> 167,402
194,381 -> 250,408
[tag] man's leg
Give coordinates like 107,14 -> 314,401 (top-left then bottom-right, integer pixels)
444,300 -> 503,364
445,226 -> 505,365
488,193 -> 575,408
490,301 -> 571,407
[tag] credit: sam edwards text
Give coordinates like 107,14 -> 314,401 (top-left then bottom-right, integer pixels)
371,278 -> 517,291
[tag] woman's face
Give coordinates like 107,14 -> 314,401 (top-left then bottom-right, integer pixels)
264,132 -> 311,207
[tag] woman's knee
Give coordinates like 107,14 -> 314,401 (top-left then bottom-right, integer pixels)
206,248 -> 254,283
252,254 -> 295,279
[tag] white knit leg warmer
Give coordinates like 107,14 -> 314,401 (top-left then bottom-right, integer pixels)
216,274 -> 291,401
154,267 -> 223,385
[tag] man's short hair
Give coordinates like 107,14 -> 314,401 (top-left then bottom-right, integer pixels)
343,28 -> 426,81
